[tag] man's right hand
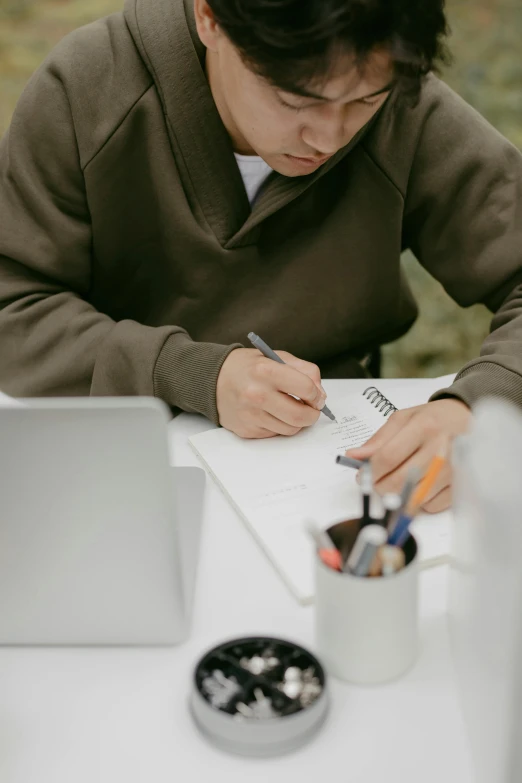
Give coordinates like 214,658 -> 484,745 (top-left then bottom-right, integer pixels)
216,347 -> 327,439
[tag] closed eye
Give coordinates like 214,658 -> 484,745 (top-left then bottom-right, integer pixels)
277,90 -> 390,111
277,96 -> 311,113
357,96 -> 384,106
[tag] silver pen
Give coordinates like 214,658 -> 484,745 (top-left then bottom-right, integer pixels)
345,524 -> 388,576
247,332 -> 337,422
335,455 -> 364,470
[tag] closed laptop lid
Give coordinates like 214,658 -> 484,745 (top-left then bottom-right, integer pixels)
0,397 -> 194,645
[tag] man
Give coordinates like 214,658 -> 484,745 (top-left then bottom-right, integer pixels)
0,0 -> 521,512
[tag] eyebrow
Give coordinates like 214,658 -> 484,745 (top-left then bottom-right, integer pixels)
280,82 -> 395,102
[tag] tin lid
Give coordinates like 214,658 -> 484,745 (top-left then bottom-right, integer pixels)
190,636 -> 329,757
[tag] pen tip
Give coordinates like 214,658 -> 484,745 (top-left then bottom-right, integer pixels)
321,404 -> 336,423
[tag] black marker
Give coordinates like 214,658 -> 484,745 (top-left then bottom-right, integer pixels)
359,460 -> 373,527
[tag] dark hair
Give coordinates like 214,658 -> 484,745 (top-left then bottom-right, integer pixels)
206,0 -> 451,99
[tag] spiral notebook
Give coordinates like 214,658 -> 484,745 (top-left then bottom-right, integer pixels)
189,382 -> 452,603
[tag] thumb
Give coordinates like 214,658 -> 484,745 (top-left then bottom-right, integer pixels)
345,439 -> 379,460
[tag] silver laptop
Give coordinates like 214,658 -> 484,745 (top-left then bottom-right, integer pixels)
0,397 -> 205,645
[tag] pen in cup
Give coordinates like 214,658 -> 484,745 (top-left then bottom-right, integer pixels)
247,332 -> 337,423
344,524 -> 388,577
407,454 -> 446,516
387,514 -> 413,549
359,460 -> 373,528
305,520 -> 342,572
368,541 -> 405,577
382,493 -> 402,529
380,545 -> 406,576
388,454 -> 446,547
399,466 -> 422,512
387,466 -> 422,539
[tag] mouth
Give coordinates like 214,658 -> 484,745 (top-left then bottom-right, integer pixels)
284,154 -> 331,168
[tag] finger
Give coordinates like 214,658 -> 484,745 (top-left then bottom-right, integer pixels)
373,442 -> 446,496
366,415 -> 441,484
235,425 -> 278,440
421,486 -> 452,514
255,408 -> 306,436
277,352 -> 324,390
254,359 -> 326,410
264,390 -> 321,429
345,408 -> 419,459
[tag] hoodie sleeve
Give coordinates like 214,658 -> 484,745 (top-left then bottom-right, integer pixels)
401,77 -> 522,410
0,52 -> 240,423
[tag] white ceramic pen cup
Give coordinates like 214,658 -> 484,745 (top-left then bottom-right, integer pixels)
314,518 -> 419,685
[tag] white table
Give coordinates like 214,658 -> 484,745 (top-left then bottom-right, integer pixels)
0,379 -> 475,783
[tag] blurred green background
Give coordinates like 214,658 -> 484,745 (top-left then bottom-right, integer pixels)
1,0 -> 520,378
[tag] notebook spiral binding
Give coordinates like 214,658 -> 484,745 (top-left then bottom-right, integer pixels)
363,387 -> 398,417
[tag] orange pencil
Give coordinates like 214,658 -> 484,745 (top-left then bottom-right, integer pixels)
388,453 -> 446,548
407,454 -> 446,515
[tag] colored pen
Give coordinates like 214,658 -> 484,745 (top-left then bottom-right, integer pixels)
382,492 -> 402,529
345,524 -> 388,577
247,332 -> 337,422
335,455 -> 364,470
305,520 -> 342,572
359,460 -> 373,527
380,545 -> 406,576
387,512 -> 412,548
407,454 -> 446,515
367,551 -> 383,577
387,466 -> 421,539
388,454 -> 446,547
399,466 -> 422,511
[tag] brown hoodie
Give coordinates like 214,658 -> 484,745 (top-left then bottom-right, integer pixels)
1,0 -> 522,423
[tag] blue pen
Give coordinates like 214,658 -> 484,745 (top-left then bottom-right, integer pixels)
387,513 -> 413,548
388,455 -> 446,548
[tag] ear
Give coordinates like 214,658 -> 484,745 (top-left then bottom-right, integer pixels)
194,0 -> 221,51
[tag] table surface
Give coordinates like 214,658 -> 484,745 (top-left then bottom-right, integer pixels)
0,379 -> 475,783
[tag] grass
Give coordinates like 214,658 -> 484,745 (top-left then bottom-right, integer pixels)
0,0 -> 519,378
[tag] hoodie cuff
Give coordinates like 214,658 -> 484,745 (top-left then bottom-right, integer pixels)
154,333 -> 243,424
429,361 -> 522,410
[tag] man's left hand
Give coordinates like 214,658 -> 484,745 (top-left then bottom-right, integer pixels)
344,399 -> 472,513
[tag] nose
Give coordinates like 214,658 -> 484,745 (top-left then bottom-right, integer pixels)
302,104 -> 348,156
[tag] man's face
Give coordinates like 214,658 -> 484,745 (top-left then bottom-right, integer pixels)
197,2 -> 395,176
